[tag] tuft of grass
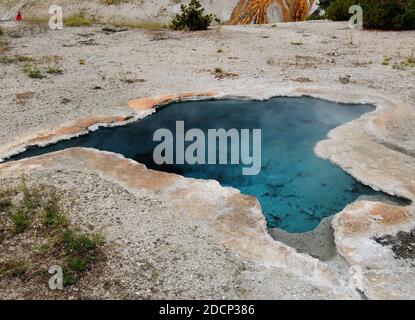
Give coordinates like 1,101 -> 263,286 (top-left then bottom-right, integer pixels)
217,48 -> 223,53
267,57 -> 275,65
211,67 -> 238,80
0,183 -> 17,212
0,259 -> 27,278
0,178 -> 105,288
0,56 -> 14,64
22,16 -> 49,26
47,66 -> 63,74
64,15 -> 92,27
40,243 -> 50,254
100,0 -> 127,4
79,59 -> 86,65
382,57 -> 392,66
11,210 -> 30,234
62,269 -> 75,286
15,55 -> 36,63
0,26 -> 7,53
65,256 -> 89,272
62,229 -> 103,254
20,180 -> 43,209
41,194 -> 68,230
106,18 -> 166,30
0,196 -> 12,212
213,67 -> 223,74
1,55 -> 35,64
60,228 -> 103,286
291,41 -> 303,46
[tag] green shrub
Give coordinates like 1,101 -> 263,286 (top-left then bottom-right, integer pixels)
319,0 -> 334,10
171,0 -> 213,31
323,0 -> 415,30
326,0 -> 357,21
399,0 -> 415,30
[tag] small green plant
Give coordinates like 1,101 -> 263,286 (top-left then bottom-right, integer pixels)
291,41 -> 303,46
26,65 -> 44,79
79,59 -> 86,65
171,0 -> 213,31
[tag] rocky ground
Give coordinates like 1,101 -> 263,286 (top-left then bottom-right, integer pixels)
0,20 -> 414,299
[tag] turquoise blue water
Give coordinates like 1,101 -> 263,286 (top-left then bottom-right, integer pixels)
10,97 -> 379,232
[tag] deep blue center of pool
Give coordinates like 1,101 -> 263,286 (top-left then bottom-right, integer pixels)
10,97 -> 379,232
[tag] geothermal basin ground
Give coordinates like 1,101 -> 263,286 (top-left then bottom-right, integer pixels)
0,20 -> 415,299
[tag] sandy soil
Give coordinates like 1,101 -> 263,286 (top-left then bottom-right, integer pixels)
0,20 -> 414,299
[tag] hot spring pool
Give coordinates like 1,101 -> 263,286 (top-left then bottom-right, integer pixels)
10,97 -> 380,232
